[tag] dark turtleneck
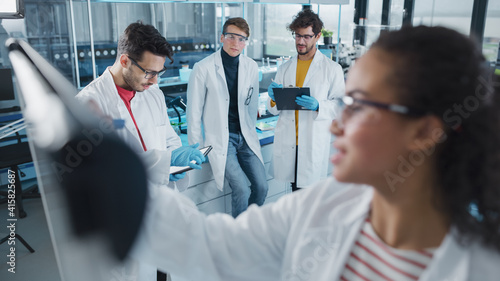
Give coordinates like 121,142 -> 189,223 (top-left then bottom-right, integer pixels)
221,48 -> 241,133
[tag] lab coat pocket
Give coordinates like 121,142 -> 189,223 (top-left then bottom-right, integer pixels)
153,124 -> 168,150
313,82 -> 329,101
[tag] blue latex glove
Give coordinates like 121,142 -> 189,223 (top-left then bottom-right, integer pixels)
267,81 -> 283,101
295,95 -> 319,111
171,143 -> 205,170
169,172 -> 186,182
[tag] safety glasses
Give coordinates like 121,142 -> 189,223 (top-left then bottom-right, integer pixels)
223,33 -> 249,45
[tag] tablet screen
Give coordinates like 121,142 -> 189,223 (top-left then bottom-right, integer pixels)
273,87 -> 311,110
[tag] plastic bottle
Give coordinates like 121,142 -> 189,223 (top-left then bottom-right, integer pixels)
276,57 -> 283,68
179,64 -> 192,82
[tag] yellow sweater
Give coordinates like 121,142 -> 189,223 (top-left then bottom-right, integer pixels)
270,58 -> 312,144
294,59 -> 313,144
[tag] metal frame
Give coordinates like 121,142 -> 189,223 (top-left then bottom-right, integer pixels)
353,0 -> 368,45
353,0 -> 367,25
381,0 -> 392,26
69,0 -> 81,89
470,0 -> 488,43
87,0 -> 96,81
402,0 -> 414,26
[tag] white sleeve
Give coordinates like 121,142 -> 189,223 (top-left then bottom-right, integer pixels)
131,187 -> 294,281
315,63 -> 345,121
187,63 -> 206,146
140,149 -> 171,186
267,68 -> 284,116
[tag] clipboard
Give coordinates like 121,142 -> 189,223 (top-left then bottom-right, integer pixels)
170,145 -> 212,175
273,87 -> 311,110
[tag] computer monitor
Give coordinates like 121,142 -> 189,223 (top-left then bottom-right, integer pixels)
0,68 -> 15,101
7,38 -> 148,281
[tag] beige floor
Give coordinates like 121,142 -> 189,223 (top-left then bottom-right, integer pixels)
0,196 -> 61,281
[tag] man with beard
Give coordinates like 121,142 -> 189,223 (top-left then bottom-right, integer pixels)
267,8 -> 345,191
76,21 -> 205,281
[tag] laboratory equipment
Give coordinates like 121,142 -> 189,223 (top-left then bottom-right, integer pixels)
179,64 -> 192,82
276,57 -> 283,68
167,95 -> 187,134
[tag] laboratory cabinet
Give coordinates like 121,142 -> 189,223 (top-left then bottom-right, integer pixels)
181,142 -> 290,215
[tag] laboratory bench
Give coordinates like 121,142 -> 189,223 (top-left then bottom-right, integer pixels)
158,70 -> 287,214
175,115 -> 278,146
174,115 -> 290,215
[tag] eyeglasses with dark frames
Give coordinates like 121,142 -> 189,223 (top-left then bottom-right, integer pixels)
127,56 -> 167,79
336,91 -> 428,124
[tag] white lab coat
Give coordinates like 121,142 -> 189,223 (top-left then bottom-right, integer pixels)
267,51 -> 345,187
187,49 -> 263,191
132,176 -> 500,281
76,68 -> 189,281
76,68 -> 188,192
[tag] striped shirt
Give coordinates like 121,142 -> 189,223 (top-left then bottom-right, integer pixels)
340,219 -> 435,281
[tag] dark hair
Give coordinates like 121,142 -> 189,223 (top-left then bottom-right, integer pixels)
117,21 -> 174,64
223,17 -> 250,38
287,9 -> 323,35
372,26 -> 500,252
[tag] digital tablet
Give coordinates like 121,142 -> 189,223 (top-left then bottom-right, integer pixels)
273,87 -> 311,110
170,145 -> 212,175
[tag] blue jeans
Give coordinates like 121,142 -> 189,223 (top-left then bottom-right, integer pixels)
225,132 -> 268,217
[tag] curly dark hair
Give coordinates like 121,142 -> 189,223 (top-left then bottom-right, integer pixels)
372,25 -> 500,252
117,21 -> 174,64
287,9 -> 323,35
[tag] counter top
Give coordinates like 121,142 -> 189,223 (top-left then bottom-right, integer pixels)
177,115 -> 278,147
